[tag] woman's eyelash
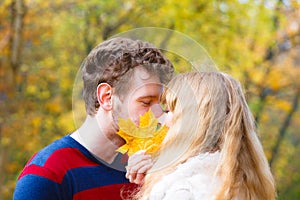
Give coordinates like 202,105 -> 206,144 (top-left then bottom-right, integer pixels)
163,109 -> 169,113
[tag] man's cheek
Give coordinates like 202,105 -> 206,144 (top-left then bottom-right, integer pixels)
129,106 -> 148,126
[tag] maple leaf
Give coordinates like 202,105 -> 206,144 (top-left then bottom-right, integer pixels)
116,109 -> 168,156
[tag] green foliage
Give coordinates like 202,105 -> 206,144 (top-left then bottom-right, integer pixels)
1,0 -> 300,199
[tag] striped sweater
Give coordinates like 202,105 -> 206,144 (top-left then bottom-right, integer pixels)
13,135 -> 136,200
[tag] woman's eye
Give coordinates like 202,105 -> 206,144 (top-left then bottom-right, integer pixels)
163,109 -> 169,113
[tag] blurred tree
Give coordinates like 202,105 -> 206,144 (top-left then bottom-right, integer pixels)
254,2 -> 300,199
0,0 -> 26,198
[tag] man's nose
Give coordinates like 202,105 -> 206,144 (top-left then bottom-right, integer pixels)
151,104 -> 163,118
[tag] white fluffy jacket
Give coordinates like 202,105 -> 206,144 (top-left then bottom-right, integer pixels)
149,152 -> 222,200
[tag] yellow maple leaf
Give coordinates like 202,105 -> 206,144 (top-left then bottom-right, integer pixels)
116,109 -> 168,156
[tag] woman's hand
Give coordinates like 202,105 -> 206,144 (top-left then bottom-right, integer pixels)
126,150 -> 153,184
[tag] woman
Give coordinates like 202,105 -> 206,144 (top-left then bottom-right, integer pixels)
128,71 -> 276,200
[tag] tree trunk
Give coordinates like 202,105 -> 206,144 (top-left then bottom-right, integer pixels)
269,89 -> 300,167
10,0 -> 25,76
0,0 -> 25,198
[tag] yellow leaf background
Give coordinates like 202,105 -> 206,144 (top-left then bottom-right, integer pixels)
1,1 -> 300,199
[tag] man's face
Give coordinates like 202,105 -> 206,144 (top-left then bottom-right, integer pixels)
113,67 -> 164,126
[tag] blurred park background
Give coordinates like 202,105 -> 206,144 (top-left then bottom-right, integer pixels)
1,0 -> 300,199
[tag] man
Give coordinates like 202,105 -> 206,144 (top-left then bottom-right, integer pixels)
13,37 -> 174,200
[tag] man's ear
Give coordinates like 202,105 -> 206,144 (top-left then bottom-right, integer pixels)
97,83 -> 113,111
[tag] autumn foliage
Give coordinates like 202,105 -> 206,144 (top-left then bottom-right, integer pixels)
1,0 -> 300,199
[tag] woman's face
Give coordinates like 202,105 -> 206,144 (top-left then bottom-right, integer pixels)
154,103 -> 173,127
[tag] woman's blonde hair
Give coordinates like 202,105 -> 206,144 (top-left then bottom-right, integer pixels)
135,71 -> 276,200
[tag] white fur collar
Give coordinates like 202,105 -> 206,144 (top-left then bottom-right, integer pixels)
150,152 -> 221,200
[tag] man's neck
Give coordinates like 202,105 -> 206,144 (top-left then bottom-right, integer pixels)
71,113 -> 124,164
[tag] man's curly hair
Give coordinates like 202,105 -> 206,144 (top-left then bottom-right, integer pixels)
81,37 -> 174,116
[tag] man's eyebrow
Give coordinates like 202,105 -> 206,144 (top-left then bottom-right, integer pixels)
136,96 -> 159,100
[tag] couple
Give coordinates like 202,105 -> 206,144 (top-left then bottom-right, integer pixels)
14,37 -> 276,199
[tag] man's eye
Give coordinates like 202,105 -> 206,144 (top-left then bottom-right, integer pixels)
141,101 -> 151,105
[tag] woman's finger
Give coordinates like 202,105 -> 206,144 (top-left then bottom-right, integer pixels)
126,154 -> 153,184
